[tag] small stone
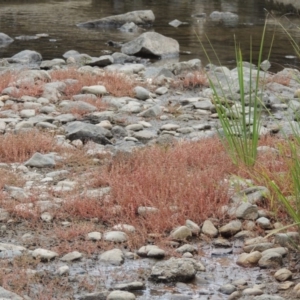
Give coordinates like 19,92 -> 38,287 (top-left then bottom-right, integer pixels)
104,231 -> 128,242
60,251 -> 82,262
137,245 -> 165,258
24,152 -> 55,168
137,206 -> 158,216
134,86 -> 150,100
155,86 -> 168,95
256,217 -> 272,229
185,219 -> 200,235
219,284 -> 236,295
99,248 -> 124,266
176,244 -> 196,254
113,224 -> 136,233
58,265 -> 69,276
40,212 -> 53,222
107,290 -> 136,300
87,232 -> 102,241
202,219 -> 218,237
170,226 -> 192,240
242,288 -> 263,296
235,202 -> 258,220
82,85 -> 107,95
236,251 -> 262,267
32,248 -> 58,261
274,268 -> 292,281
219,220 -> 242,237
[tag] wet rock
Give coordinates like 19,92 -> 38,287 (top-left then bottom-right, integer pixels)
24,152 -> 56,168
235,202 -> 258,220
77,10 -> 155,27
103,231 -> 128,242
107,290 -> 136,300
149,257 -> 205,282
201,219 -> 218,237
60,251 -> 82,262
258,252 -> 283,268
99,248 -> 124,265
0,286 -> 23,300
137,245 -> 165,258
219,220 -> 242,237
170,226 -> 192,240
0,32 -> 14,47
274,268 -> 292,281
219,284 -> 236,295
32,248 -> 58,261
121,32 -> 179,58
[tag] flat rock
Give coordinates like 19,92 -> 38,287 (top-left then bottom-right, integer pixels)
113,281 -> 145,291
24,152 -> 56,168
60,251 -> 82,262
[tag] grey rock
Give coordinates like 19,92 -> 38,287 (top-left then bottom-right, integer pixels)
59,100 -> 97,113
243,242 -> 274,253
150,257 -> 205,282
256,217 -> 272,229
176,244 -> 196,254
219,284 -> 236,295
258,252 -> 283,268
99,248 -> 124,265
170,59 -> 202,75
60,251 -> 82,262
134,86 -> 150,100
87,55 -> 114,67
9,49 -> 42,66
235,202 -> 258,220
230,186 -> 270,204
65,121 -> 112,144
0,286 -> 23,300
104,231 -> 128,242
171,226 -> 192,240
201,219 -> 218,237
133,130 -> 157,142
32,248 -> 58,261
77,10 -> 155,27
81,85 -> 107,95
0,32 -> 14,47
114,281 -> 144,291
253,295 -> 285,300
138,105 -> 163,118
107,290 -> 136,300
137,245 -> 165,258
24,152 -> 56,168
219,220 -> 242,237
40,58 -> 66,69
122,32 -> 179,58
119,22 -> 141,32
155,86 -> 168,95
79,291 -> 109,300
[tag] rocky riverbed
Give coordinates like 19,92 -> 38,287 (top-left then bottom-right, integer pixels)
0,9 -> 300,299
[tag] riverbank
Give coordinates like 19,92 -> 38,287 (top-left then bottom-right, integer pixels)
0,47 -> 299,299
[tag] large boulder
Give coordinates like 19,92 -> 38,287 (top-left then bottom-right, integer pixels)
8,50 -> 42,67
121,32 -> 179,58
0,32 -> 14,47
77,10 -> 155,28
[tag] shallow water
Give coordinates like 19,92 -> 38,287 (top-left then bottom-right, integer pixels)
0,0 -> 299,71
0,0 -> 300,69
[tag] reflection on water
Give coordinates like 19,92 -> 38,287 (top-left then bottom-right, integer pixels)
0,0 -> 299,71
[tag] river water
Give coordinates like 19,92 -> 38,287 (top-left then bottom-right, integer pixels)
0,0 -> 299,71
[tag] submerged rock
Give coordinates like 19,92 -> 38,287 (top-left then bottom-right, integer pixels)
77,10 -> 155,28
